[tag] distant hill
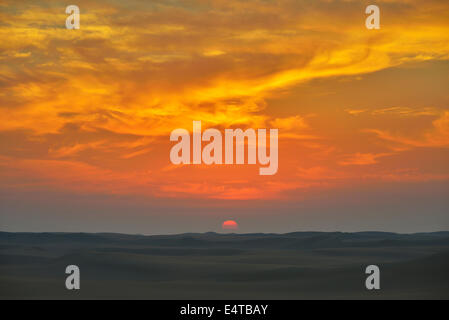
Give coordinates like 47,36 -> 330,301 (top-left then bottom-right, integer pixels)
1,230 -> 449,249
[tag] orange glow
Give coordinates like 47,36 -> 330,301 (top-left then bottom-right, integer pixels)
0,0 -> 448,206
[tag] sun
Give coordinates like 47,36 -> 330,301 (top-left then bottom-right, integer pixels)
222,220 -> 238,230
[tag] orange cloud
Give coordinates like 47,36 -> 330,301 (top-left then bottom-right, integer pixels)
339,152 -> 393,166
0,0 -> 449,203
365,111 -> 449,148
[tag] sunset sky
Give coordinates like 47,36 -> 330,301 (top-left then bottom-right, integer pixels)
1,0 -> 448,234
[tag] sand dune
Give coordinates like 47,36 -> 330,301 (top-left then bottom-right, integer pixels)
0,231 -> 448,299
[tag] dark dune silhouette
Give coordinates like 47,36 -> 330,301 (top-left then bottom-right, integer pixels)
0,231 -> 448,299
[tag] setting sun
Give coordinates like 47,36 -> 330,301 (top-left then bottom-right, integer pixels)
222,220 -> 239,230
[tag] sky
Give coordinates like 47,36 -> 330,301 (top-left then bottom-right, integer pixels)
1,0 -> 449,234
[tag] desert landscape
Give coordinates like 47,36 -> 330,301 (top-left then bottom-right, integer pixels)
1,231 -> 448,299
